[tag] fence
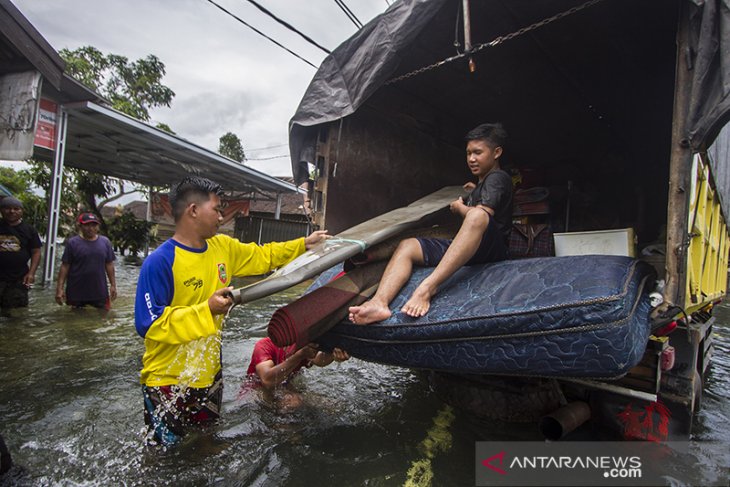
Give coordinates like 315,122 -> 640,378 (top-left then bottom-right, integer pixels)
235,214 -> 309,244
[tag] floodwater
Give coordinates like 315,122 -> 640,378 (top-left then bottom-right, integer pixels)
0,260 -> 728,486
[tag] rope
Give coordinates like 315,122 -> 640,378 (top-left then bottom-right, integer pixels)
224,301 -> 238,321
385,0 -> 605,85
327,237 -> 367,252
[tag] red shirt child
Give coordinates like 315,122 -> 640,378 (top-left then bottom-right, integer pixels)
247,337 -> 350,389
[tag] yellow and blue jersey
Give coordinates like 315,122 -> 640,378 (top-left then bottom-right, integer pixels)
134,234 -> 305,388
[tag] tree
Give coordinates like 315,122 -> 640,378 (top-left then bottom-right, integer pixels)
218,132 -> 245,162
0,166 -> 30,195
0,165 -> 72,236
106,210 -> 157,259
24,160 -> 84,236
61,46 -> 175,121
155,122 -> 175,134
57,46 -> 177,228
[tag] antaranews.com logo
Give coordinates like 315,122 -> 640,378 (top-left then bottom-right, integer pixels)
481,449 -> 641,479
475,441 -> 726,486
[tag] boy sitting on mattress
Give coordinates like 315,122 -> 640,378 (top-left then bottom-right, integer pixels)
247,338 -> 349,408
349,123 -> 513,324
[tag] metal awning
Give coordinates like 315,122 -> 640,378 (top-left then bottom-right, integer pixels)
47,101 -> 297,194
3,0 -> 301,285
37,100 -> 299,283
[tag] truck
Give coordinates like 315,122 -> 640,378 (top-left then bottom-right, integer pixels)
287,0 -> 729,439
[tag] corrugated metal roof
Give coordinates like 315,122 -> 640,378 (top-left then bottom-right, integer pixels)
50,101 -> 298,194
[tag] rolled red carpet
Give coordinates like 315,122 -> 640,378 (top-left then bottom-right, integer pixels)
267,262 -> 386,349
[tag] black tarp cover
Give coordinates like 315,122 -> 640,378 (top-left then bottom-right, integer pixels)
687,0 -> 730,149
289,0 -> 730,185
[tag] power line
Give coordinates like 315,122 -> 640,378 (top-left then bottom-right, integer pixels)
243,0 -> 331,54
245,154 -> 289,161
336,0 -> 362,28
246,143 -> 289,152
205,0 -> 318,69
334,0 -> 362,29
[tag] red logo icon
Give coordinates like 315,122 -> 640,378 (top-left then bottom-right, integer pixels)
482,451 -> 507,475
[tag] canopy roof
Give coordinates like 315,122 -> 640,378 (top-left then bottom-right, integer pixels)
37,101 -> 297,195
2,0 -> 296,195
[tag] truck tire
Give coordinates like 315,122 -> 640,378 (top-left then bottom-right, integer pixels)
429,372 -> 562,422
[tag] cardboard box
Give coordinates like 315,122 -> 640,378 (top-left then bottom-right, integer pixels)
553,228 -> 637,257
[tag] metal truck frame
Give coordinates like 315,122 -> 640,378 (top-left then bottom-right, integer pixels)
288,0 -> 730,438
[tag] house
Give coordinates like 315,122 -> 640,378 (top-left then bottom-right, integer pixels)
236,177 -> 310,244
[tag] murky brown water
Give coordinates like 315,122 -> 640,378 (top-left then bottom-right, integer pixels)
0,260 -> 728,486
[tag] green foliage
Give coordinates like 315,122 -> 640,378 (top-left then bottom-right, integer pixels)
73,170 -> 117,216
60,46 -> 107,91
24,160 -> 83,234
106,211 -> 157,256
218,132 -> 245,162
155,122 -> 175,134
60,47 -> 175,122
0,166 -> 30,194
53,46 -> 177,218
17,194 -> 47,235
0,164 -> 74,236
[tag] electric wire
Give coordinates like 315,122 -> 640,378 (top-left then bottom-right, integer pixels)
246,143 -> 288,152
245,154 -> 289,161
338,0 -> 362,28
333,0 -> 362,29
243,0 -> 331,54
205,0 -> 318,68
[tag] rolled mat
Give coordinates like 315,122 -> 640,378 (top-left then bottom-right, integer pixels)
267,261 -> 387,349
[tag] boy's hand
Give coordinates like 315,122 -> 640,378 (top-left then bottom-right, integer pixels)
305,230 -> 330,249
450,197 -> 468,214
294,343 -> 320,361
463,181 -> 476,191
208,286 -> 234,315
332,348 -> 350,362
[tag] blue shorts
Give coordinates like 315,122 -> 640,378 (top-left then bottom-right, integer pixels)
417,218 -> 507,267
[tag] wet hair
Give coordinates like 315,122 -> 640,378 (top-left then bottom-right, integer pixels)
169,177 -> 224,221
465,123 -> 508,149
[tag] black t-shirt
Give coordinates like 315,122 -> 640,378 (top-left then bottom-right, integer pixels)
0,220 -> 42,281
465,169 -> 513,243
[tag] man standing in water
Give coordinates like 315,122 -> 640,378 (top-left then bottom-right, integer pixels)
349,123 -> 513,324
134,177 -> 328,446
0,197 -> 41,317
55,212 -> 116,310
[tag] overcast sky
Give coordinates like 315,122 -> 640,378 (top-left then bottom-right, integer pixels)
11,0 -> 391,177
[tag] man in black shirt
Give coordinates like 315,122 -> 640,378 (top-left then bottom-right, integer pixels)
0,197 -> 41,314
349,123 -> 512,324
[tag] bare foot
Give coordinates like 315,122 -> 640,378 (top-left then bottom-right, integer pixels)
401,286 -> 434,318
348,300 -> 392,325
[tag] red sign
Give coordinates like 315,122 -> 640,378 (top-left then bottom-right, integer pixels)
33,98 -> 58,150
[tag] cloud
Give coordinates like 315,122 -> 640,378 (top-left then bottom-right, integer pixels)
11,0 -> 389,177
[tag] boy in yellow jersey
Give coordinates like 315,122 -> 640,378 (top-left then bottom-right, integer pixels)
134,177 -> 327,446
